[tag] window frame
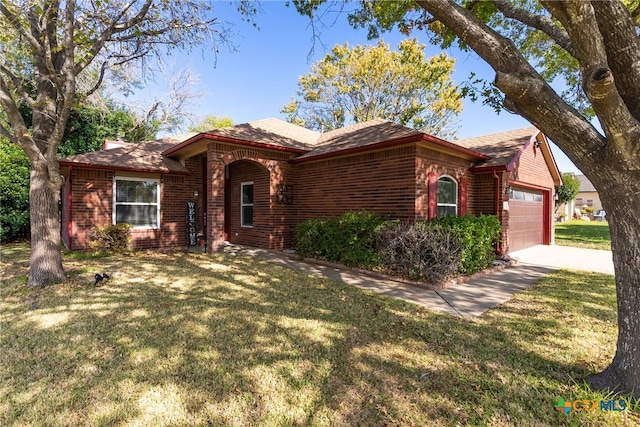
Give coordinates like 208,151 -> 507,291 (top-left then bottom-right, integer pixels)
113,176 -> 161,229
436,175 -> 458,218
241,181 -> 254,228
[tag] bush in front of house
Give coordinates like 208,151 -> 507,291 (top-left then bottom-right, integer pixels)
375,221 -> 462,284
88,223 -> 133,253
433,215 -> 502,275
295,211 -> 390,268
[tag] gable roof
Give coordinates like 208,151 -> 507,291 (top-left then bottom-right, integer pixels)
294,118 -> 424,160
576,174 -> 596,192
59,133 -> 196,174
164,118 -> 320,157
455,127 -> 537,168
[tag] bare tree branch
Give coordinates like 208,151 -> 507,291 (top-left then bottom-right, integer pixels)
74,0 -> 154,74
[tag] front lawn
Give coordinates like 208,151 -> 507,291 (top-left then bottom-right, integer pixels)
555,220 -> 612,250
1,243 -> 636,426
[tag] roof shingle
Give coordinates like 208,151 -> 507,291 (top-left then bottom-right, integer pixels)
454,127 -> 538,168
59,133 -> 196,174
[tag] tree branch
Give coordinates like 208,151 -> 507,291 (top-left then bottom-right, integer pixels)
414,0 -> 605,172
0,2 -> 45,57
542,1 -> 640,155
490,0 -> 574,56
74,0 -> 154,74
0,64 -> 37,109
0,75 -> 45,163
590,0 -> 640,121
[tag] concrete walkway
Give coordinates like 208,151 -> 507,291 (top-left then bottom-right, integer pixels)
225,244 -> 613,319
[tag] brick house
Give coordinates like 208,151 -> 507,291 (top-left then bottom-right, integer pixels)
59,118 -> 561,254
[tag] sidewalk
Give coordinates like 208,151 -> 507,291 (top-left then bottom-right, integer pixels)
225,244 -> 557,318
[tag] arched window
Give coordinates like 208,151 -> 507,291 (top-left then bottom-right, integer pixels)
437,176 -> 458,218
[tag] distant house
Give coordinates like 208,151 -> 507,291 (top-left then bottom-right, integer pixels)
574,174 -> 603,211
59,118 -> 561,254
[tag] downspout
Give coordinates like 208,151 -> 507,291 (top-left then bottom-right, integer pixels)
68,165 -> 73,250
492,169 -> 502,254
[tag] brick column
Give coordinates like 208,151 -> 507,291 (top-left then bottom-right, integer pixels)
427,171 -> 438,219
207,146 -> 226,253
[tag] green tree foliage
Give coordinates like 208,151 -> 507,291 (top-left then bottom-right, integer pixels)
555,172 -> 580,211
0,139 -> 30,242
188,115 -> 234,132
281,38 -> 462,137
61,105 -> 157,157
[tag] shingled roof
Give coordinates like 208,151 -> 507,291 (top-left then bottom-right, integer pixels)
59,133 -> 197,174
454,127 -> 538,168
576,174 -> 597,192
60,120 -> 542,174
203,118 -> 320,151
293,118 -> 424,160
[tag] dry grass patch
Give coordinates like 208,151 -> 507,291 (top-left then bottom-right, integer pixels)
1,243 -> 637,426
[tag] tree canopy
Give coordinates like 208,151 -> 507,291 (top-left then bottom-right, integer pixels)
281,38 -> 462,137
555,172 -> 580,211
189,115 -> 234,132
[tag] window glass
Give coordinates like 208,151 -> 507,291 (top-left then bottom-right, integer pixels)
114,178 -> 159,228
437,176 -> 458,218
241,182 -> 254,227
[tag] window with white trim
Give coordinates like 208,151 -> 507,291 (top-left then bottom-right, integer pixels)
437,176 -> 458,218
241,182 -> 254,227
113,177 -> 160,228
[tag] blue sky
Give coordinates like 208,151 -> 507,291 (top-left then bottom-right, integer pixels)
139,1 -> 581,173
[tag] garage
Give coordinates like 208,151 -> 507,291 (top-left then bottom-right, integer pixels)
508,187 -> 545,251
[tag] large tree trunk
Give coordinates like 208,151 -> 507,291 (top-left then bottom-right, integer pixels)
586,178 -> 640,396
27,161 -> 66,287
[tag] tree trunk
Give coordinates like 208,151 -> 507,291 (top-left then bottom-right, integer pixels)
27,162 -> 66,287
586,178 -> 640,397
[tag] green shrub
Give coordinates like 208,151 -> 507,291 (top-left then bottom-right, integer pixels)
376,222 -> 462,284
295,211 -> 390,268
88,223 -> 132,253
0,139 -> 30,242
433,215 -> 501,275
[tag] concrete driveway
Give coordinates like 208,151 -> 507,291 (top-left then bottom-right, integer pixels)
509,245 -> 614,275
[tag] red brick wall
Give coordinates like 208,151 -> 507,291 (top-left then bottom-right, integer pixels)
68,154 -> 204,251
295,146 -> 417,223
228,160 -> 271,248
69,168 -> 113,250
206,142 -> 298,252
415,146 -> 472,220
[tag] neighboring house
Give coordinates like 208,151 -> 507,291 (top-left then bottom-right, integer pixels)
574,174 -> 603,212
59,118 -> 562,254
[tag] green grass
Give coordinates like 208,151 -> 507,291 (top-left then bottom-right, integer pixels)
555,220 -> 612,250
1,243 -> 637,426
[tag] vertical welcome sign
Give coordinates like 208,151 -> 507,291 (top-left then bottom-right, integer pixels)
186,201 -> 197,247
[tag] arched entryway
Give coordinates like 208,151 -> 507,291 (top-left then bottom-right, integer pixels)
225,159 -> 271,248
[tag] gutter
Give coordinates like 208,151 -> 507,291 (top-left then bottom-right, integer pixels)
290,133 -> 491,164
57,161 -> 191,176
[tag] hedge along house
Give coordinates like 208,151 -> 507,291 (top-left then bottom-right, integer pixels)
59,118 -> 561,254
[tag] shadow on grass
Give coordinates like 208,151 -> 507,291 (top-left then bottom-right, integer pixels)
0,244 -> 635,426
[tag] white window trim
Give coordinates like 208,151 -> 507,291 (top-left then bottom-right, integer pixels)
437,175 -> 458,217
113,176 -> 161,229
241,181 -> 254,228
